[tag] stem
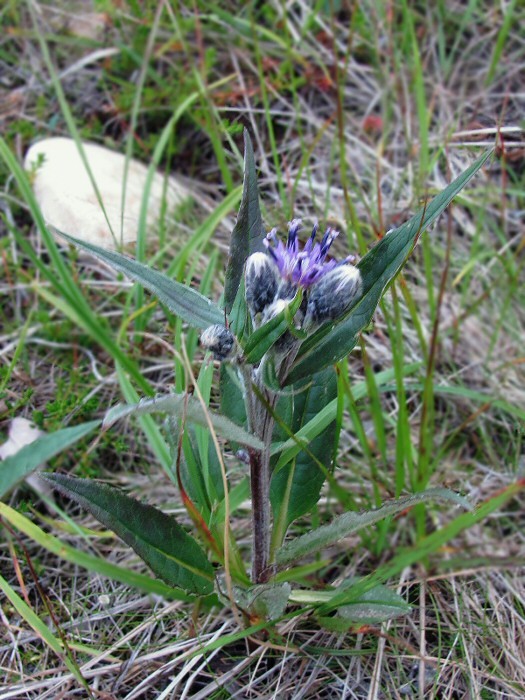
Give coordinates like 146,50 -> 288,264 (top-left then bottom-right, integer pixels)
250,395 -> 276,584
241,364 -> 275,584
241,342 -> 299,584
248,445 -> 271,583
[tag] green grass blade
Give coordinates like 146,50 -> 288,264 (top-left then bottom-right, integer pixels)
0,140 -> 151,393
0,420 -> 100,500
115,364 -> 172,474
0,573 -> 92,692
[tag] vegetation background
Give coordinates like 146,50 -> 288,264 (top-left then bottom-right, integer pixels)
0,1 -> 524,698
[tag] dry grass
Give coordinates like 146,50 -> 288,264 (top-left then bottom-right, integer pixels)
1,1 -> 525,698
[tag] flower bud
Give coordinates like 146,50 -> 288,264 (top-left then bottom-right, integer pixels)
260,298 -> 288,325
200,324 -> 235,361
261,298 -> 301,355
303,264 -> 362,330
245,252 -> 279,316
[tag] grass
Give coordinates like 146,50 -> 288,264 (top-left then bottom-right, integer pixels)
1,0 -> 524,697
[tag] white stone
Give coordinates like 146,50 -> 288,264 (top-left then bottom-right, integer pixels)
0,417 -> 43,459
24,137 -> 191,248
0,417 -> 53,498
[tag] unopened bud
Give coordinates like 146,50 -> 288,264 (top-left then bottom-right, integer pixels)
278,279 -> 297,301
200,324 -> 235,361
303,265 -> 362,330
261,298 -> 288,325
245,252 -> 279,316
236,449 -> 250,464
261,298 -> 300,355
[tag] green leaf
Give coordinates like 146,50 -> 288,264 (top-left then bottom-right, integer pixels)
315,581 -> 411,630
58,232 -> 224,330
316,480 -> 523,616
179,425 -> 225,516
0,501 -> 192,601
228,276 -> 250,341
224,129 -> 265,314
334,585 -> 410,624
270,367 -> 338,543
219,364 -> 248,429
259,351 -> 283,393
243,311 -> 289,364
42,474 -> 214,595
286,150 -> 492,384
233,582 -> 291,621
277,488 -> 471,568
104,392 -> 263,450
0,420 -> 100,500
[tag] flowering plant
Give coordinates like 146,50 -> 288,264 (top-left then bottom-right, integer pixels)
7,131 -> 490,628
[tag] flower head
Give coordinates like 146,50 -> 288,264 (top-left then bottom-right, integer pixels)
264,219 -> 355,289
303,264 -> 362,331
245,252 -> 280,316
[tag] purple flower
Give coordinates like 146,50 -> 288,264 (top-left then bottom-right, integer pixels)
264,219 -> 354,289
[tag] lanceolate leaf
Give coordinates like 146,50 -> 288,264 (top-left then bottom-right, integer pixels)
270,367 -> 338,544
291,580 -> 410,630
286,150 -> 492,384
224,130 -> 265,314
317,480 -> 523,615
0,501 -> 192,601
0,420 -> 100,500
58,232 -> 223,330
103,392 -> 263,450
219,364 -> 247,429
42,474 -> 214,595
334,584 -> 410,624
277,487 -> 471,568
316,582 -> 411,630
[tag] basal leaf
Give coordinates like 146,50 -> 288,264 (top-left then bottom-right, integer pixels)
103,392 -> 263,450
42,474 -> 214,595
316,480 -> 523,615
234,582 -> 291,621
277,487 -> 471,568
224,129 -> 265,314
58,232 -> 223,330
286,150 -> 492,384
270,367 -> 338,544
316,580 -> 411,630
0,501 -> 192,600
0,420 -> 100,500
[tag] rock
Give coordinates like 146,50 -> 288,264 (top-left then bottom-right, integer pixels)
24,137 -> 191,248
0,417 -> 54,501
39,1 -> 109,42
